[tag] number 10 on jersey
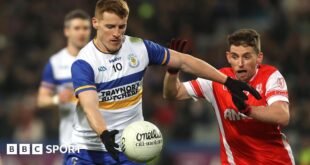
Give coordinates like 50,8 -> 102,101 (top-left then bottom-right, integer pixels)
113,63 -> 122,72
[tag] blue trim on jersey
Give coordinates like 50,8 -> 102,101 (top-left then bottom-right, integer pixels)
71,60 -> 95,95
165,48 -> 170,65
75,87 -> 97,96
42,61 -> 56,84
96,69 -> 145,91
143,40 -> 168,65
55,78 -> 72,85
65,149 -> 146,165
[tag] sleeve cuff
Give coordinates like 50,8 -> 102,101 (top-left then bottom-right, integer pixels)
74,85 -> 97,97
267,95 -> 289,105
161,48 -> 170,65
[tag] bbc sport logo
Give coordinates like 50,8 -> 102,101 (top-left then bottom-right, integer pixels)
6,144 -> 80,155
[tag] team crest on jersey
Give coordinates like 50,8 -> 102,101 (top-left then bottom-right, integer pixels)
128,54 -> 139,68
276,78 -> 285,88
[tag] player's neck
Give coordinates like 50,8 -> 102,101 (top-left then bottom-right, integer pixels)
66,44 -> 80,57
94,37 -> 108,53
93,37 -> 120,54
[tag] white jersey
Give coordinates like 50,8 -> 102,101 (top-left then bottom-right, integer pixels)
71,35 -> 169,151
41,48 -> 77,146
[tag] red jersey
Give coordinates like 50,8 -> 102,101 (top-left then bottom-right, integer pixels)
183,65 -> 295,165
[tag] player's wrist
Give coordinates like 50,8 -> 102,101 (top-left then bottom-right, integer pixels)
52,95 -> 59,105
100,130 -> 106,142
224,76 -> 233,86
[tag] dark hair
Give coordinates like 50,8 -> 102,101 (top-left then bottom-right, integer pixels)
227,29 -> 261,54
95,0 -> 129,19
64,9 -> 90,27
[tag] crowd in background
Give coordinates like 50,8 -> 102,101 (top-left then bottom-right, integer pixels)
0,0 -> 310,164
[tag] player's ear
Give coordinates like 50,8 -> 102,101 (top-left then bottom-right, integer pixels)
92,17 -> 98,30
64,26 -> 69,38
257,52 -> 263,64
64,20 -> 70,37
226,51 -> 232,64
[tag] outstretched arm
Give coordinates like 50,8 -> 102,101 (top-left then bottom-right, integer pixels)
167,50 -> 227,84
165,39 -> 261,102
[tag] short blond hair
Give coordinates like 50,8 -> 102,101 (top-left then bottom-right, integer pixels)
95,0 -> 129,19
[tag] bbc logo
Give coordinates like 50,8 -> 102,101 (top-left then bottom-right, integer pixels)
6,144 -> 80,155
7,144 -> 43,155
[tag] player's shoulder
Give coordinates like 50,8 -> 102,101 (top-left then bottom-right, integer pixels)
258,64 -> 279,77
123,35 -> 146,50
124,35 -> 143,44
123,35 -> 149,58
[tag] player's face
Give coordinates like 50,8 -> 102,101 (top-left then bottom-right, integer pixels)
65,18 -> 91,49
92,12 -> 127,53
226,45 -> 263,82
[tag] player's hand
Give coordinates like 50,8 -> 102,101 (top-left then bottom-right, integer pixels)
224,77 -> 261,113
100,130 -> 120,162
167,38 -> 191,74
169,38 -> 189,53
232,94 -> 252,115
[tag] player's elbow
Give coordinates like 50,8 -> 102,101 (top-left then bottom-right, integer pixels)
271,102 -> 290,127
278,113 -> 290,127
279,119 -> 289,127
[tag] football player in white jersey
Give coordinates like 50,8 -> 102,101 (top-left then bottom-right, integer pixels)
164,29 -> 294,165
37,9 -> 91,161
66,1 -> 261,164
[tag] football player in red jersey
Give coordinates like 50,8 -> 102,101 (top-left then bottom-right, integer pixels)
164,29 -> 295,165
